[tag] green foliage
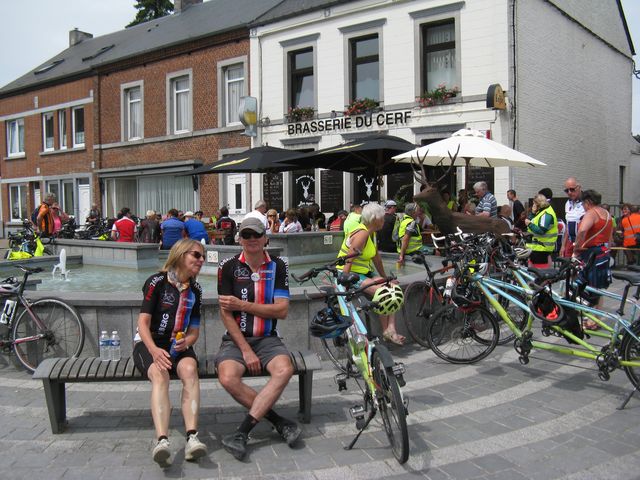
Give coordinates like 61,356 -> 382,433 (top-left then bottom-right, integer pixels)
416,84 -> 460,108
286,106 -> 315,123
344,98 -> 380,116
127,0 -> 174,27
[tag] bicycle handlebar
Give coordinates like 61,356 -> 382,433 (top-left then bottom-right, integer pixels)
291,250 -> 361,283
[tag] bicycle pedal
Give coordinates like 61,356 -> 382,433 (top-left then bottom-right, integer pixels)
349,404 -> 365,419
335,373 -> 348,391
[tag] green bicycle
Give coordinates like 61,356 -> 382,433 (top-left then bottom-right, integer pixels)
293,255 -> 410,464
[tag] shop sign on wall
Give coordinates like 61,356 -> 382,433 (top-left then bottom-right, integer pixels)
287,110 -> 412,136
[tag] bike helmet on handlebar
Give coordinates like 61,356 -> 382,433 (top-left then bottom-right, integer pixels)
309,307 -> 352,338
528,288 -> 564,325
372,284 -> 404,315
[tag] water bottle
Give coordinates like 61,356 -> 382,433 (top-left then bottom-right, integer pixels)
170,331 -> 185,358
99,331 -> 110,361
110,331 -> 121,361
0,299 -> 16,325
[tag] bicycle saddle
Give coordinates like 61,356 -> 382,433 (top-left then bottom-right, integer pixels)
526,266 -> 560,282
611,271 -> 640,286
337,272 -> 360,288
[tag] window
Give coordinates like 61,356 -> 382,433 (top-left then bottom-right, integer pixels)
58,110 -> 67,149
422,20 -> 456,92
7,118 -> 25,156
72,107 -> 85,147
289,48 -> 314,108
350,35 -> 379,101
124,86 -> 142,140
42,112 -> 54,151
9,185 -> 27,221
170,75 -> 191,134
223,65 -> 244,126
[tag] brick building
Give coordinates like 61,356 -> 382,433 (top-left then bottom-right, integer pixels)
0,0 -> 280,227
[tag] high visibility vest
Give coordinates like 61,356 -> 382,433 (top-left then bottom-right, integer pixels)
396,215 -> 422,254
342,212 -> 361,237
621,213 -> 640,247
526,206 -> 558,252
337,224 -> 376,274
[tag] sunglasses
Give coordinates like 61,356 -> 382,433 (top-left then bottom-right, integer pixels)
240,231 -> 264,239
186,251 -> 204,260
564,187 -> 577,193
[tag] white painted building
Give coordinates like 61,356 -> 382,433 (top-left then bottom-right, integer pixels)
234,0 -> 636,216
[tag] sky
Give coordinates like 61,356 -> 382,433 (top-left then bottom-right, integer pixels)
1,0 -> 639,134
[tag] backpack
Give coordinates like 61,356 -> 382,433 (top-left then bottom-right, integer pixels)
31,205 -> 41,224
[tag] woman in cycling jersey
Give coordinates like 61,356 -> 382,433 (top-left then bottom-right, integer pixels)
336,202 -> 405,345
133,239 -> 207,467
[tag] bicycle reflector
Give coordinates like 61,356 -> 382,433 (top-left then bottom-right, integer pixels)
372,284 -> 404,315
309,307 -> 352,338
528,289 -> 564,325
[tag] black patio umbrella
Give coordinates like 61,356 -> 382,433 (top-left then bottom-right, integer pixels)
183,145 -> 299,206
275,134 -> 418,176
185,145 -> 298,175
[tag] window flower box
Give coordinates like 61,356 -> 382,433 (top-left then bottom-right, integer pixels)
416,84 -> 460,108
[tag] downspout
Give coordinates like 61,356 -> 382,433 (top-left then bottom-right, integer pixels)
94,74 -> 102,207
510,0 -> 517,150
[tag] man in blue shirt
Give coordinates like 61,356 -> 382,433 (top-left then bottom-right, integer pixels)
183,211 -> 208,243
160,209 -> 185,250
474,181 -> 498,218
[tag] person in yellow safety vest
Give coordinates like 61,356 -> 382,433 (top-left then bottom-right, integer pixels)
337,203 -> 405,345
342,204 -> 363,237
525,194 -> 558,268
397,202 -> 422,266
620,204 -> 640,265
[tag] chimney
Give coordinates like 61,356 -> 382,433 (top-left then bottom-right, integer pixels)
174,0 -> 203,13
69,28 -> 93,47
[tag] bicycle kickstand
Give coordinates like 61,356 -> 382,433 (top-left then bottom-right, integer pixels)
344,408 -> 376,451
617,386 -> 639,410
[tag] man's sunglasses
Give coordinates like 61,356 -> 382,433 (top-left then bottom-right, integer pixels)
186,250 -> 204,259
564,187 -> 577,193
240,231 -> 264,239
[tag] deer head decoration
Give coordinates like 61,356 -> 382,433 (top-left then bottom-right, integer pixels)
411,147 -> 510,235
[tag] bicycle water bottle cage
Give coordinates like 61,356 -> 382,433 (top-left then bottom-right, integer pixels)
337,272 -> 360,287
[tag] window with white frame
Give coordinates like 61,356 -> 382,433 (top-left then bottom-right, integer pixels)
43,112 -> 54,151
58,110 -> 67,149
124,85 -> 142,140
9,185 -> 27,221
223,64 -> 244,126
7,118 -> 25,156
289,48 -> 314,108
170,75 -> 191,134
350,34 -> 379,101
422,19 -> 456,92
72,106 -> 85,147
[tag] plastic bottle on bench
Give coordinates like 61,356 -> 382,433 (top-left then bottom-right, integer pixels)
99,331 -> 110,361
110,331 -> 121,361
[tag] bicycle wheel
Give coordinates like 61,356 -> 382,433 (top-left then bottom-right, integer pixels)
402,281 -> 444,347
426,303 -> 499,364
372,346 -> 409,464
12,298 -> 85,372
621,322 -> 640,389
321,332 -> 353,375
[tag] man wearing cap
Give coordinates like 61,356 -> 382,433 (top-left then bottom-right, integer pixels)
216,217 -> 300,461
184,211 -> 209,243
378,200 -> 398,253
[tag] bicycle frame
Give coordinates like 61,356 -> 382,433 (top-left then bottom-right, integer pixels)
472,269 -> 640,368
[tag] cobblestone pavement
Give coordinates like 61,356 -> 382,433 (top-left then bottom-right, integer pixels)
1,278 -> 640,479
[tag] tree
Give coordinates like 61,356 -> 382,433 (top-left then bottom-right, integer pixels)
127,0 -> 174,27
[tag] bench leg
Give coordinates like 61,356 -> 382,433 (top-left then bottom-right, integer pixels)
298,372 -> 313,424
42,379 -> 67,434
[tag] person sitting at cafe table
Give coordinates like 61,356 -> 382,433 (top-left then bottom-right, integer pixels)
279,209 -> 303,233
266,209 -> 280,234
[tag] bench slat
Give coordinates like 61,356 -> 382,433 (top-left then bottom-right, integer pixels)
79,358 -> 100,378
68,357 -> 90,379
59,357 -> 80,379
124,357 -> 138,377
95,359 -> 110,378
50,358 -> 71,380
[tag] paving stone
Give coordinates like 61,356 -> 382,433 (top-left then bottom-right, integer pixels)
470,454 -> 517,474
439,460 -> 486,479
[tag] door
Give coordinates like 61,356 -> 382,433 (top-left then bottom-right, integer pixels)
77,183 -> 90,225
227,174 -> 247,216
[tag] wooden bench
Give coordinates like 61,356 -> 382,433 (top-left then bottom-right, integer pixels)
33,351 -> 321,434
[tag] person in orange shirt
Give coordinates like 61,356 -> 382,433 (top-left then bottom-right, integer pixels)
619,204 -> 640,266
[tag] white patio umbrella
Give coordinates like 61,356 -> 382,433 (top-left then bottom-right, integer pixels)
392,128 -> 546,168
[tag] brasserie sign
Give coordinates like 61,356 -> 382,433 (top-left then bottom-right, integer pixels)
287,110 -> 412,136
